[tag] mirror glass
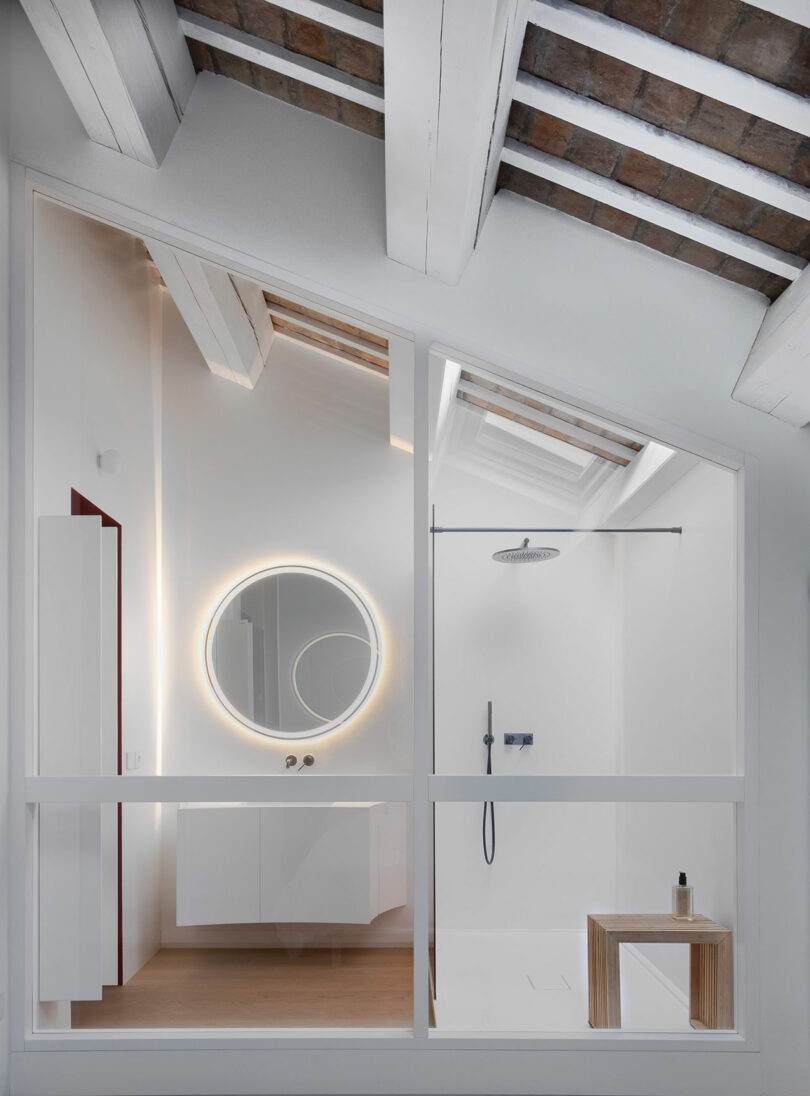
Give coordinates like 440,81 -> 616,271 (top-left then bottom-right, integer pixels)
205,566 -> 381,739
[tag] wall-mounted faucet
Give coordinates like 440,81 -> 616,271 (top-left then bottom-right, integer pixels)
285,754 -> 297,769
504,733 -> 534,749
298,754 -> 315,772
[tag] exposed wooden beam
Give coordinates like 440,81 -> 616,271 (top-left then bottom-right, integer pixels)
502,138 -> 806,282
514,74 -> 810,223
456,389 -> 631,466
461,369 -> 643,452
273,0 -> 384,47
733,262 -> 810,425
148,243 -> 275,388
266,302 -> 388,360
20,0 -> 194,167
528,0 -> 810,137
177,7 -> 384,113
384,0 -> 529,283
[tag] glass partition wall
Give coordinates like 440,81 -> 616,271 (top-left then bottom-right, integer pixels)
23,235 -> 745,1046
426,353 -> 742,1037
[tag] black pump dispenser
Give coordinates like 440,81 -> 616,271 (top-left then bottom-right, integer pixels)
673,871 -> 694,919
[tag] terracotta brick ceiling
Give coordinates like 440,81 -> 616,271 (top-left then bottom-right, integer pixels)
499,1 -> 810,299
180,0 -> 807,300
181,0 -> 384,138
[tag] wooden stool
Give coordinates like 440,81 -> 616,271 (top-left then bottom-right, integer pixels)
587,914 -> 733,1030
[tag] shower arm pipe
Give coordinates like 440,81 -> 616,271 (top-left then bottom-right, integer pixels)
430,526 -> 682,534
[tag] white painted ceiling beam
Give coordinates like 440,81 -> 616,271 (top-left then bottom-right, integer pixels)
733,263 -> 810,425
20,0 -> 195,167
514,75 -> 810,222
271,0 -> 384,47
746,1 -> 810,29
148,243 -> 275,388
178,7 -> 384,112
384,0 -> 529,284
529,0 -> 810,137
502,138 -> 806,281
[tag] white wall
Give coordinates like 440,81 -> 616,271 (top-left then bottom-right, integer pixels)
616,802 -> 737,999
433,420 -> 739,1005
159,296 -> 413,946
620,461 -> 738,775
613,460 -> 739,997
160,297 -> 413,777
9,13 -> 810,1093
0,0 -> 10,1088
433,463 -> 620,776
31,201 -> 162,983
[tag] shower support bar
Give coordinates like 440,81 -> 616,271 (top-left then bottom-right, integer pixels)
430,526 -> 682,534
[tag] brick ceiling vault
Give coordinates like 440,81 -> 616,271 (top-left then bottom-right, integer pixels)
180,0 -> 807,299
180,0 -> 385,138
499,1 -> 810,301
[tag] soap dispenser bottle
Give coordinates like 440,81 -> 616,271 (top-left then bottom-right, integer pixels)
672,871 -> 694,920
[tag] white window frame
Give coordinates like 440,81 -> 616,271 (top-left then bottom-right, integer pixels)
9,167 -> 758,1083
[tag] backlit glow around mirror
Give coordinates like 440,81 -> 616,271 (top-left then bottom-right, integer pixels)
204,565 -> 382,740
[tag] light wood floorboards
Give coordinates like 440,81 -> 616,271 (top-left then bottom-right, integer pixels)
72,947 -> 413,1029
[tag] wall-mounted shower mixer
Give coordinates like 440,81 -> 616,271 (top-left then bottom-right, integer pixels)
504,733 -> 533,748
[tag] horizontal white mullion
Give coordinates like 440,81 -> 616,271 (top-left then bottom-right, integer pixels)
268,303 -> 389,358
177,7 -> 384,113
502,138 -> 805,281
25,774 -> 414,803
528,0 -> 810,137
430,774 -> 745,802
514,74 -> 810,222
272,0 -> 384,47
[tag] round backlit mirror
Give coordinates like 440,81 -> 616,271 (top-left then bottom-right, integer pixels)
205,565 -> 381,739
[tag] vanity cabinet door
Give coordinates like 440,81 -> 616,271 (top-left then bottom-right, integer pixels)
260,806 -> 373,924
176,806 -> 261,926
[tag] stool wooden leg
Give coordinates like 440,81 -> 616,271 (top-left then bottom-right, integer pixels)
690,935 -> 733,1030
588,917 -> 621,1028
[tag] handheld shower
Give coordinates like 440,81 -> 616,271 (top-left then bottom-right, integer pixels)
483,701 -> 495,865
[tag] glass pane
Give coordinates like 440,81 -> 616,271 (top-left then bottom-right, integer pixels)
36,802 -> 412,1031
431,802 -> 737,1034
32,199 -> 413,779
430,357 -> 738,775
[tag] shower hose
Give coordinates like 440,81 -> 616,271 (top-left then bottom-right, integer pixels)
483,730 -> 495,865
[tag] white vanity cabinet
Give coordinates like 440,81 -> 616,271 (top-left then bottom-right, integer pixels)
176,802 -> 407,926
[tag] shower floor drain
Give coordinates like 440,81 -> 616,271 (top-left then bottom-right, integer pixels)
526,969 -> 572,991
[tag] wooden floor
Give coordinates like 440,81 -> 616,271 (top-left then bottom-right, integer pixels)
72,947 -> 413,1029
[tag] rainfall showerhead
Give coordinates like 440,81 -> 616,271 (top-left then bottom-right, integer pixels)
492,538 -> 560,563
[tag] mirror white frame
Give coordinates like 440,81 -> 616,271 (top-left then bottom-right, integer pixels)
204,564 -> 383,741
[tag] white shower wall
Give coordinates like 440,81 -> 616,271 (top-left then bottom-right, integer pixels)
433,463 -> 622,778
433,441 -> 738,1010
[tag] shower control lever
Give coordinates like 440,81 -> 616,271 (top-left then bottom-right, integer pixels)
504,733 -> 533,747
